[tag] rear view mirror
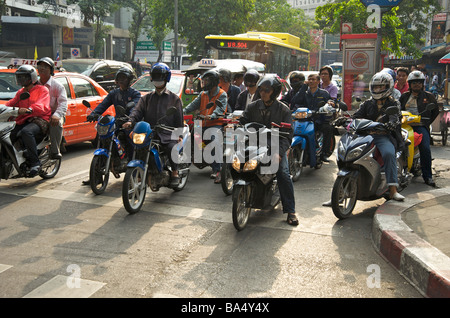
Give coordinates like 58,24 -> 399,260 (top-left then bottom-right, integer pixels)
82,100 -> 91,108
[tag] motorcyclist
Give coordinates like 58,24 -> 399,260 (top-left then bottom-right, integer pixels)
239,74 -> 298,226
235,69 -> 261,111
324,72 -> 405,206
382,68 -> 401,100
37,57 -> 67,160
184,69 -> 228,183
123,63 -> 184,187
218,68 -> 240,112
6,65 -> 51,177
399,70 -> 439,187
82,67 -> 140,185
281,71 -> 307,110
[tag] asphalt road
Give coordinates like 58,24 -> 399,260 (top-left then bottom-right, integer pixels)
2,138 -> 448,299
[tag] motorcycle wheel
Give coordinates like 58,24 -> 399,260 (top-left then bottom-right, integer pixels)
331,175 -> 358,219
220,163 -> 233,195
315,131 -> 323,169
442,129 -> 448,146
122,166 -> 147,214
89,155 -> 110,195
289,147 -> 304,182
39,147 -> 61,179
232,184 -> 251,231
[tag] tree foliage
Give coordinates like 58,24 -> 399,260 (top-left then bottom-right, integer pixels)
315,0 -> 441,58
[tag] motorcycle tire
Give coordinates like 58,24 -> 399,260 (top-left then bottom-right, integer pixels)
122,166 -> 147,214
289,147 -> 304,182
331,175 -> 358,220
232,184 -> 252,231
220,163 -> 233,195
39,147 -> 61,179
442,129 -> 448,146
89,155 -> 110,195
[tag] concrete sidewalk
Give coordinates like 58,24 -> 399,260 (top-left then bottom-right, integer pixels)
372,187 -> 450,298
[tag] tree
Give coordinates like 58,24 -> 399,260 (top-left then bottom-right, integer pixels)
315,0 -> 441,58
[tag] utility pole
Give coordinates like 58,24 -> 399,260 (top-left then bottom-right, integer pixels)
174,0 -> 179,69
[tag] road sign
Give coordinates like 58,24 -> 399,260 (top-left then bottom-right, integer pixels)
71,48 -> 80,58
360,0 -> 403,7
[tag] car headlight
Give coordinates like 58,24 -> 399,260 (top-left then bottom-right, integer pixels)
232,156 -> 241,171
132,132 -> 147,145
346,144 -> 367,161
243,159 -> 258,172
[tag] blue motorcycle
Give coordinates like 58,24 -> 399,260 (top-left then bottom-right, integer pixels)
122,107 -> 191,214
83,100 -> 133,195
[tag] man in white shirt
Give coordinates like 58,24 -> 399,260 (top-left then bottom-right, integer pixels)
37,57 -> 68,159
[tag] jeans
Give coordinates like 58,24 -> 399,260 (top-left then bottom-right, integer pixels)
373,135 -> 398,187
412,126 -> 432,180
276,153 -> 296,213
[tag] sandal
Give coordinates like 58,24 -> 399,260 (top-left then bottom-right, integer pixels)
287,213 -> 299,226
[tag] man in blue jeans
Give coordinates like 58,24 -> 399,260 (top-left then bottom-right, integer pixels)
239,75 -> 298,226
399,70 -> 439,187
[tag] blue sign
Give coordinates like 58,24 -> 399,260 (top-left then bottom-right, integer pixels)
360,0 -> 403,7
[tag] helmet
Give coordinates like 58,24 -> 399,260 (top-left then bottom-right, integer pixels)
407,70 -> 426,83
15,65 -> 38,87
217,68 -> 232,83
37,57 -> 55,75
243,69 -> 260,87
369,72 -> 394,100
201,70 -> 220,91
150,63 -> 171,83
257,74 -> 282,102
115,67 -> 134,85
288,71 -> 305,90
382,68 -> 396,82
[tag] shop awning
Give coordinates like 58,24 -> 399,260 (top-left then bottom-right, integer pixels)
439,52 -> 450,64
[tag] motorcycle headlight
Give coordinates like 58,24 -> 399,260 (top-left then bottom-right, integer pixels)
232,156 -> 241,171
132,132 -> 147,145
243,159 -> 258,172
97,125 -> 111,136
401,116 -> 406,124
346,144 -> 367,161
293,111 -> 307,119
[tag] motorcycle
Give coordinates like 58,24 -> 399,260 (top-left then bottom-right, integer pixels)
122,106 -> 191,214
0,92 -> 61,180
229,121 -> 291,231
288,101 -> 345,181
401,103 -> 437,177
331,106 -> 410,219
82,100 -> 134,195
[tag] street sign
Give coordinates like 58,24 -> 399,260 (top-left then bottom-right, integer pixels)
360,0 -> 403,7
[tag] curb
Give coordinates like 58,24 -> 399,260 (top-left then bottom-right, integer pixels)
372,187 -> 450,298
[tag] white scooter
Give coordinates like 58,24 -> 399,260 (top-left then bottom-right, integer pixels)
0,92 -> 61,180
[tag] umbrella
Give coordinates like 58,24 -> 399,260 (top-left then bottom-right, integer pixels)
439,52 -> 450,64
439,53 -> 450,101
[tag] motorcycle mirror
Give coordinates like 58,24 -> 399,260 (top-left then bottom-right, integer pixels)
384,106 -> 399,116
82,100 -> 91,108
338,102 -> 348,111
19,92 -> 30,101
116,105 -> 126,117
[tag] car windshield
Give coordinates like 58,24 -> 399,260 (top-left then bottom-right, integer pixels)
132,75 -> 184,94
0,72 -> 21,100
61,61 -> 95,75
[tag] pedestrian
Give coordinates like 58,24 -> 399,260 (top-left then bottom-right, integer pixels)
37,57 -> 67,160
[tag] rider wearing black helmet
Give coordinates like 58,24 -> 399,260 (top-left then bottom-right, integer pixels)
239,74 -> 298,226
37,57 -> 67,160
282,71 -> 307,110
235,69 -> 261,110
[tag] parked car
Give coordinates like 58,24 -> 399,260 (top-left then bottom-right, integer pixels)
131,70 -> 185,99
60,59 -> 137,92
0,69 -> 115,147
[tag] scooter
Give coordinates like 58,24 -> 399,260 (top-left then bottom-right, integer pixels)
331,106 -> 410,219
122,106 -> 191,214
401,103 -> 437,176
0,92 -> 61,181
288,101 -> 344,181
229,121 -> 291,231
82,100 -> 134,195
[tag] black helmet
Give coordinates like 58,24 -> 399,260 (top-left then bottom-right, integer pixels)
150,63 -> 171,83
37,57 -> 55,76
257,74 -> 282,102
288,71 -> 305,90
243,69 -> 260,87
201,70 -> 220,91
115,67 -> 134,81
15,65 -> 38,87
217,68 -> 232,83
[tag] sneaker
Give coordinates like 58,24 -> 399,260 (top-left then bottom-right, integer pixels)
213,172 -> 221,184
29,165 -> 40,177
425,178 -> 436,187
210,172 -> 216,179
322,199 -> 332,207
392,192 -> 405,201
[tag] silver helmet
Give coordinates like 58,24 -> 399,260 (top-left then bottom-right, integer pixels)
369,72 -> 394,100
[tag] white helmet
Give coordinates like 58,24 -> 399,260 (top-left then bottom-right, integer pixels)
407,70 -> 426,83
369,72 -> 394,100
